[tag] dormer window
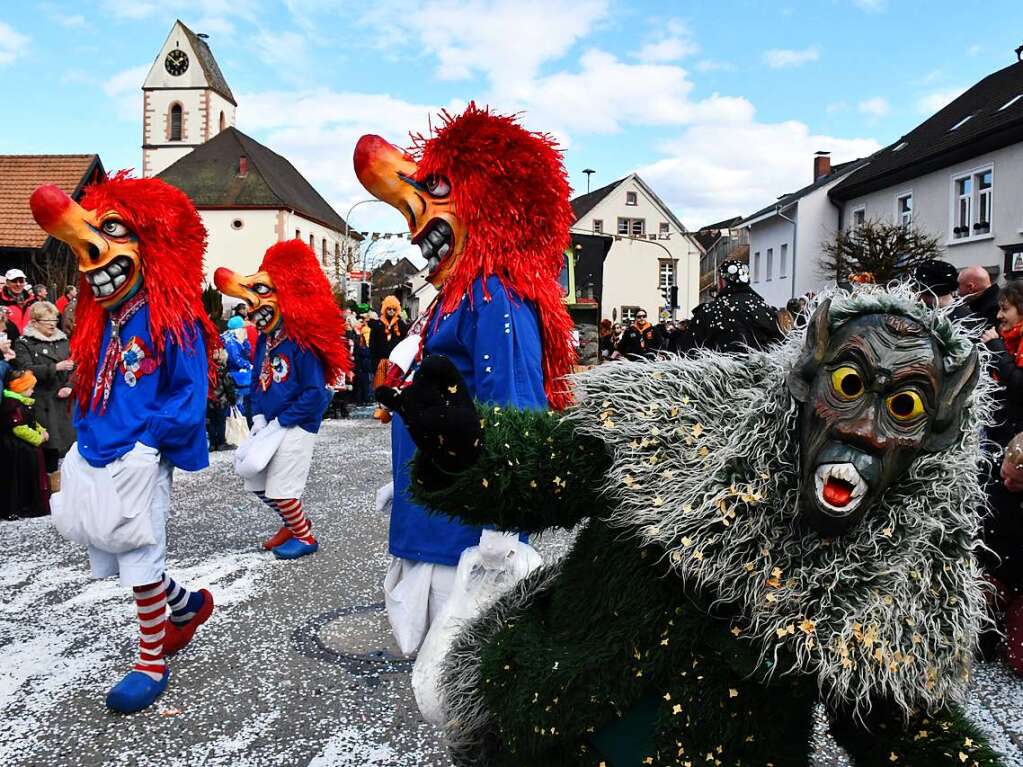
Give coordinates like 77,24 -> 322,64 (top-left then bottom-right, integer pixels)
625,191 -> 638,206
892,141 -> 908,152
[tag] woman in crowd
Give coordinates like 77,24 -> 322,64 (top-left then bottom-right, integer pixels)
222,315 -> 253,420
0,369 -> 50,520
980,280 -> 1023,675
206,348 -> 236,452
13,301 -> 75,470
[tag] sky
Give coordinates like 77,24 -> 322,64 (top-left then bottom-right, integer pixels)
2,0 -> 1023,260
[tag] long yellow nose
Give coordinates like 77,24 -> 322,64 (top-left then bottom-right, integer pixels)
353,134 -> 421,231
30,184 -> 107,267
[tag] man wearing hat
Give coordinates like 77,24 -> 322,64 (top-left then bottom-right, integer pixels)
913,259 -> 973,321
0,268 -> 37,333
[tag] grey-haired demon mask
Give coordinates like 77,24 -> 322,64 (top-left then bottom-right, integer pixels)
786,300 -> 979,537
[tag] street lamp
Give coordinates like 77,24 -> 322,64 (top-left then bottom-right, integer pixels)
343,198 -> 390,271
582,169 -> 596,194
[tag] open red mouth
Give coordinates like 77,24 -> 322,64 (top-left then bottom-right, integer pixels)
822,477 -> 854,508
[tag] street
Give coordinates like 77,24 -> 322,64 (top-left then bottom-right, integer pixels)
1,417 -> 1021,766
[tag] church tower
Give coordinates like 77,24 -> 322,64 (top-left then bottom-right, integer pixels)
141,20 -> 237,177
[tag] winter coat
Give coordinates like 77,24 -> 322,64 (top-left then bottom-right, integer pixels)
0,288 -> 37,333
966,284 -> 1000,330
369,316 -> 409,366
678,283 -> 783,354
221,330 -> 253,396
13,325 -> 76,457
0,390 -> 50,519
208,359 -> 237,409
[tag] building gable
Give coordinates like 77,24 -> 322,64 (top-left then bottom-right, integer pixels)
143,20 -> 236,105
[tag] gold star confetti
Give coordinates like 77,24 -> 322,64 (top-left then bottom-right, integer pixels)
728,688 -> 738,698
447,384 -> 458,394
692,423 -> 704,438
482,478 -> 489,488
673,704 -> 683,715
799,619 -> 816,635
730,626 -> 742,637
964,738 -> 974,747
663,692 -> 672,701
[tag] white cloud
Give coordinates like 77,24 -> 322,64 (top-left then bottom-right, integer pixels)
915,87 -> 966,114
695,59 -> 732,73
852,0 -> 886,12
762,46 -> 819,69
635,18 -> 700,63
0,21 -> 29,66
857,97 -> 890,118
101,64 -> 149,121
640,121 -> 879,226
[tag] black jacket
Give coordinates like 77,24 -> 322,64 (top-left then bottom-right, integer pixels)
678,284 -> 782,354
966,284 -> 1000,330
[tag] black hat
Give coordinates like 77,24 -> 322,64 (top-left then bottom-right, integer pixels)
913,259 -> 958,297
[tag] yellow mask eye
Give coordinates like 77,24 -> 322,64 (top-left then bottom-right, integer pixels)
831,366 -> 864,400
886,390 -> 925,421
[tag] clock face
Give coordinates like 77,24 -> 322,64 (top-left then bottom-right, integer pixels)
164,49 -> 189,77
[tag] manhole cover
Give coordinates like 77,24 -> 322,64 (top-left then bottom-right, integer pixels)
293,602 -> 415,674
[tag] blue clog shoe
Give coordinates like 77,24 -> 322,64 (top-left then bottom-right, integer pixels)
272,537 -> 320,560
105,669 -> 169,713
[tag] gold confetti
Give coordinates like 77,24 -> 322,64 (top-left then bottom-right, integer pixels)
730,626 -> 742,637
728,688 -> 738,698
663,692 -> 672,701
447,384 -> 458,394
799,619 -> 816,635
482,478 -> 489,488
692,423 -> 704,438
692,550 -> 704,561
673,704 -> 683,715
698,446 -> 709,458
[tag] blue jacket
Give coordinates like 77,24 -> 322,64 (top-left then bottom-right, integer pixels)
221,331 -> 252,395
249,325 -> 331,434
390,275 -> 548,566
74,299 -> 209,471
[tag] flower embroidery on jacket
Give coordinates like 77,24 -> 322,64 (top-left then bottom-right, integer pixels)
119,336 -> 157,387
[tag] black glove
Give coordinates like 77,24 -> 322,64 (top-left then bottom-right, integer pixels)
376,354 -> 483,474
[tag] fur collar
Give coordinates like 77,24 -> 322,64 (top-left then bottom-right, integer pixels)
21,324 -> 67,342
569,286 -> 995,718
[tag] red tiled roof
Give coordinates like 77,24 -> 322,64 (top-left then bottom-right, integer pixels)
0,154 -> 103,249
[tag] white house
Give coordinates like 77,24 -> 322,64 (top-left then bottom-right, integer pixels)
141,20 -> 359,282
830,57 -> 1023,279
142,20 -> 237,178
741,153 -> 869,307
570,174 -> 703,323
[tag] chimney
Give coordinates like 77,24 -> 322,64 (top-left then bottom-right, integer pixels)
813,151 -> 831,181
238,155 -> 249,177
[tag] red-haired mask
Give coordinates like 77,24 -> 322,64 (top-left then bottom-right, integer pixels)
30,185 -> 142,310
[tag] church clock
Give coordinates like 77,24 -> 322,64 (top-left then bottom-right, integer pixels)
164,49 -> 189,76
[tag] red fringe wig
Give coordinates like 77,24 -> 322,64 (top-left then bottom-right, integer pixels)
411,103 -> 577,409
260,239 -> 352,383
72,172 -> 218,412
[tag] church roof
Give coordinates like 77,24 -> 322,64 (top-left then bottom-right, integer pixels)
178,20 -> 236,106
157,127 -> 358,237
0,154 -> 105,249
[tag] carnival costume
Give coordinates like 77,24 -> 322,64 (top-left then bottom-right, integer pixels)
354,104 -> 576,655
29,176 -> 218,714
386,284 -> 1005,766
214,239 -> 350,560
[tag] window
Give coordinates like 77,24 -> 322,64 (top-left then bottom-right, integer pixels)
296,229 -> 301,240
659,222 -> 670,237
625,191 -> 638,206
219,111 -> 226,132
659,260 -> 675,289
851,207 -> 866,230
780,243 -> 789,278
322,238 -> 328,265
766,248 -> 774,282
897,193 -> 913,228
169,104 -> 183,141
951,166 -> 993,240
620,306 -> 640,323
617,217 -> 646,237
753,251 -> 761,283
593,219 -> 603,233
231,218 -> 243,230
309,234 -> 315,250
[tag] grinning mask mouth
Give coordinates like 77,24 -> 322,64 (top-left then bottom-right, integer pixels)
29,185 -> 143,310
213,267 -> 280,334
353,134 -> 468,287
787,301 -> 978,538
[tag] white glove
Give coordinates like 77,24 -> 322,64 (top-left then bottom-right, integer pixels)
375,481 -> 394,514
250,414 -> 268,436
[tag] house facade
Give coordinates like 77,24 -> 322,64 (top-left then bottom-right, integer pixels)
741,154 -> 868,307
570,174 -> 703,323
831,58 -> 1023,279
695,216 -> 747,303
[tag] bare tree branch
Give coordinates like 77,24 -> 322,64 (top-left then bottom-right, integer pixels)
818,219 -> 942,284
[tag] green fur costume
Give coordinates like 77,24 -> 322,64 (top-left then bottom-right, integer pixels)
399,287 -> 1003,767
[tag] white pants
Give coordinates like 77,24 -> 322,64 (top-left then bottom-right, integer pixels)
243,426 -> 317,499
87,459 -> 173,587
384,557 -> 457,656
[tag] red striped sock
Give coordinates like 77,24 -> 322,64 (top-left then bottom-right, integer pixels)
254,491 -> 289,528
272,498 -> 315,544
132,581 -> 167,681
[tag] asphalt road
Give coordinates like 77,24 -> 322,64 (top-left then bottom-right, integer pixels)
0,417 -> 1020,766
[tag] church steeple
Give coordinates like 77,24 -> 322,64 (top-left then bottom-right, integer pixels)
141,20 -> 237,178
